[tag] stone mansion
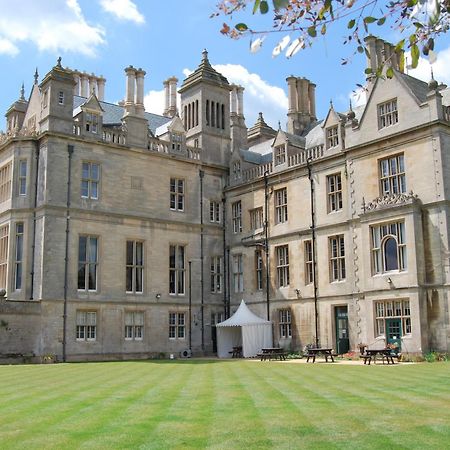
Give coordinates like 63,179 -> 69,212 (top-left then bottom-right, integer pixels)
1,38 -> 449,362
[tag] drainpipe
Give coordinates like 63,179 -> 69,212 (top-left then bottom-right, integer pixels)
222,195 -> 228,318
30,140 -> 40,300
307,157 -> 319,348
226,246 -> 231,318
62,144 -> 74,362
188,260 -> 192,351
199,169 -> 205,352
264,170 -> 270,321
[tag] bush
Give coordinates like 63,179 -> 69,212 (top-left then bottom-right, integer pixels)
424,351 -> 449,363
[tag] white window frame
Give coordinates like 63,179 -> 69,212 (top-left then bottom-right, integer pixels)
170,178 -> 185,212
86,111 -> 99,134
232,201 -> 242,234
81,162 -> 100,200
275,188 -> 288,224
274,145 -> 286,166
279,309 -> 292,338
371,221 -> 406,274
125,311 -> 144,341
326,126 -> 339,148
169,244 -> 185,295
18,160 -> 27,196
169,312 -> 186,339
250,207 -> 264,230
378,99 -> 398,129
379,154 -> 406,196
255,249 -> 263,291
58,91 -> 65,105
76,310 -> 97,341
210,256 -> 223,293
0,224 -> 8,290
126,240 -> 144,294
78,235 -> 98,291
327,173 -> 343,212
14,222 -> 24,291
276,245 -> 290,288
209,200 -> 221,223
374,299 -> 411,337
233,254 -> 244,293
304,240 -> 313,285
329,235 -> 346,282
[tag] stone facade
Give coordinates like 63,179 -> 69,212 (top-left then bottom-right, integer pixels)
1,44 -> 450,362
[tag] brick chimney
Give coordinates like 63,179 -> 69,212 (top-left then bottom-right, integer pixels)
286,76 -> 316,136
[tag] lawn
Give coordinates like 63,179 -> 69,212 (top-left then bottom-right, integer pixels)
0,360 -> 449,449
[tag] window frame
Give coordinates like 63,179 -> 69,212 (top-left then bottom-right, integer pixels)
374,299 -> 411,337
170,178 -> 185,212
274,187 -> 288,224
124,311 -> 144,341
169,312 -> 186,339
18,160 -> 27,196
329,235 -> 346,282
210,255 -> 223,294
232,201 -> 242,234
126,240 -> 144,294
250,207 -> 264,230
274,144 -> 286,166
14,222 -> 24,291
326,125 -> 339,149
371,221 -> 406,274
304,240 -> 313,285
81,161 -> 100,200
169,244 -> 185,295
76,310 -> 97,341
233,253 -> 244,293
279,309 -> 292,338
276,245 -> 290,288
255,249 -> 264,291
78,235 -> 99,292
327,173 -> 343,213
378,99 -> 398,129
379,153 -> 406,196
209,200 -> 221,223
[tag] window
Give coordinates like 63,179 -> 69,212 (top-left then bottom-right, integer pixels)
250,207 -> 264,230
81,162 -> 100,200
379,154 -> 406,196
371,221 -> 406,273
232,201 -> 242,233
304,240 -> 313,285
210,256 -> 223,293
232,161 -> 241,180
211,312 -> 225,325
210,201 -> 221,223
171,133 -> 183,151
0,224 -> 9,290
275,188 -> 288,224
78,236 -> 98,291
279,309 -> 292,338
14,223 -> 23,291
126,241 -> 143,293
169,312 -> 185,339
169,245 -> 185,295
378,99 -> 398,129
58,91 -> 64,105
233,254 -> 243,293
0,162 -> 12,203
86,112 -> 99,133
274,145 -> 286,166
374,299 -> 411,337
170,178 -> 184,211
327,173 -> 342,212
19,160 -> 27,196
42,90 -> 48,109
276,245 -> 290,287
125,311 -> 144,340
76,311 -> 97,341
255,249 -> 263,291
326,126 -> 339,148
329,235 -> 346,282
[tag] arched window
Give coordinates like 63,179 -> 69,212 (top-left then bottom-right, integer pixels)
206,100 -> 210,126
383,237 -> 398,271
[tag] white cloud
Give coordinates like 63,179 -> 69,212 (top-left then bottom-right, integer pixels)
407,46 -> 450,86
99,0 -> 145,25
349,87 -> 367,108
0,0 -> 105,57
213,64 -> 288,129
144,89 -> 165,116
0,37 -> 18,56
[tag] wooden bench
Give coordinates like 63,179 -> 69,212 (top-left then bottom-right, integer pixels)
258,350 -> 287,361
360,354 -> 372,365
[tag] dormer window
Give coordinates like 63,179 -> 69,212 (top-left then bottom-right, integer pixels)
58,91 -> 65,105
326,126 -> 339,149
274,145 -> 286,166
86,112 -> 99,134
171,133 -> 183,151
232,161 -> 241,180
378,99 -> 398,129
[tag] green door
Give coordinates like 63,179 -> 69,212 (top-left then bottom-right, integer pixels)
386,318 -> 402,351
335,306 -> 349,354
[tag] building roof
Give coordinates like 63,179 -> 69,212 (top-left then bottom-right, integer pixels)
397,72 -> 429,103
73,96 -> 170,134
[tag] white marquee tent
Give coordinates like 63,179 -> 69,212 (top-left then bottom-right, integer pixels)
216,300 -> 273,358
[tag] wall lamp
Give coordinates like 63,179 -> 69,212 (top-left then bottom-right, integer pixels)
155,293 -> 161,300
387,277 -> 393,285
295,288 -> 301,298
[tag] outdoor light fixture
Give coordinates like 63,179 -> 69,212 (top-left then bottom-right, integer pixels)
387,277 -> 393,285
155,293 -> 161,300
295,288 -> 301,297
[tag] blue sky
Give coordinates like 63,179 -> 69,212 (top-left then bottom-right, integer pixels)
1,0 -> 450,130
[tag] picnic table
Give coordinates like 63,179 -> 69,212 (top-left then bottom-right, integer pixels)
361,348 -> 396,365
259,347 -> 287,361
306,348 -> 335,363
229,346 -> 243,358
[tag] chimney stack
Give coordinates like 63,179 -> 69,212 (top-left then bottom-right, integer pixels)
135,68 -> 146,117
124,65 -> 137,115
80,72 -> 89,98
163,77 -> 178,117
97,76 -> 106,101
286,76 -> 316,136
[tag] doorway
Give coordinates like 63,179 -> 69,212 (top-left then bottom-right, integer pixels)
386,318 -> 402,350
335,306 -> 349,354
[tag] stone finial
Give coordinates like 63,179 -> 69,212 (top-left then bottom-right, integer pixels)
34,68 -> 39,84
428,67 -> 438,91
347,99 -> 355,120
278,121 -> 281,130
202,49 -> 208,62
20,83 -> 25,101
56,56 -> 62,68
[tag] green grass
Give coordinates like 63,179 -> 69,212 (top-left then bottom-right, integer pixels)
0,360 -> 449,449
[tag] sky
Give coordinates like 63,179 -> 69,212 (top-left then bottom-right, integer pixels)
1,0 -> 450,131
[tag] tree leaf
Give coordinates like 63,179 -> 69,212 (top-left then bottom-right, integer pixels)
235,23 -> 248,32
272,0 -> 289,10
357,45 -> 364,54
398,51 -> 405,73
253,0 -> 261,15
363,16 -> 377,24
321,24 -> 327,35
364,68 -> 373,75
411,44 -> 420,69
260,0 -> 269,14
377,17 -> 386,26
307,26 -> 317,37
347,19 -> 355,29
